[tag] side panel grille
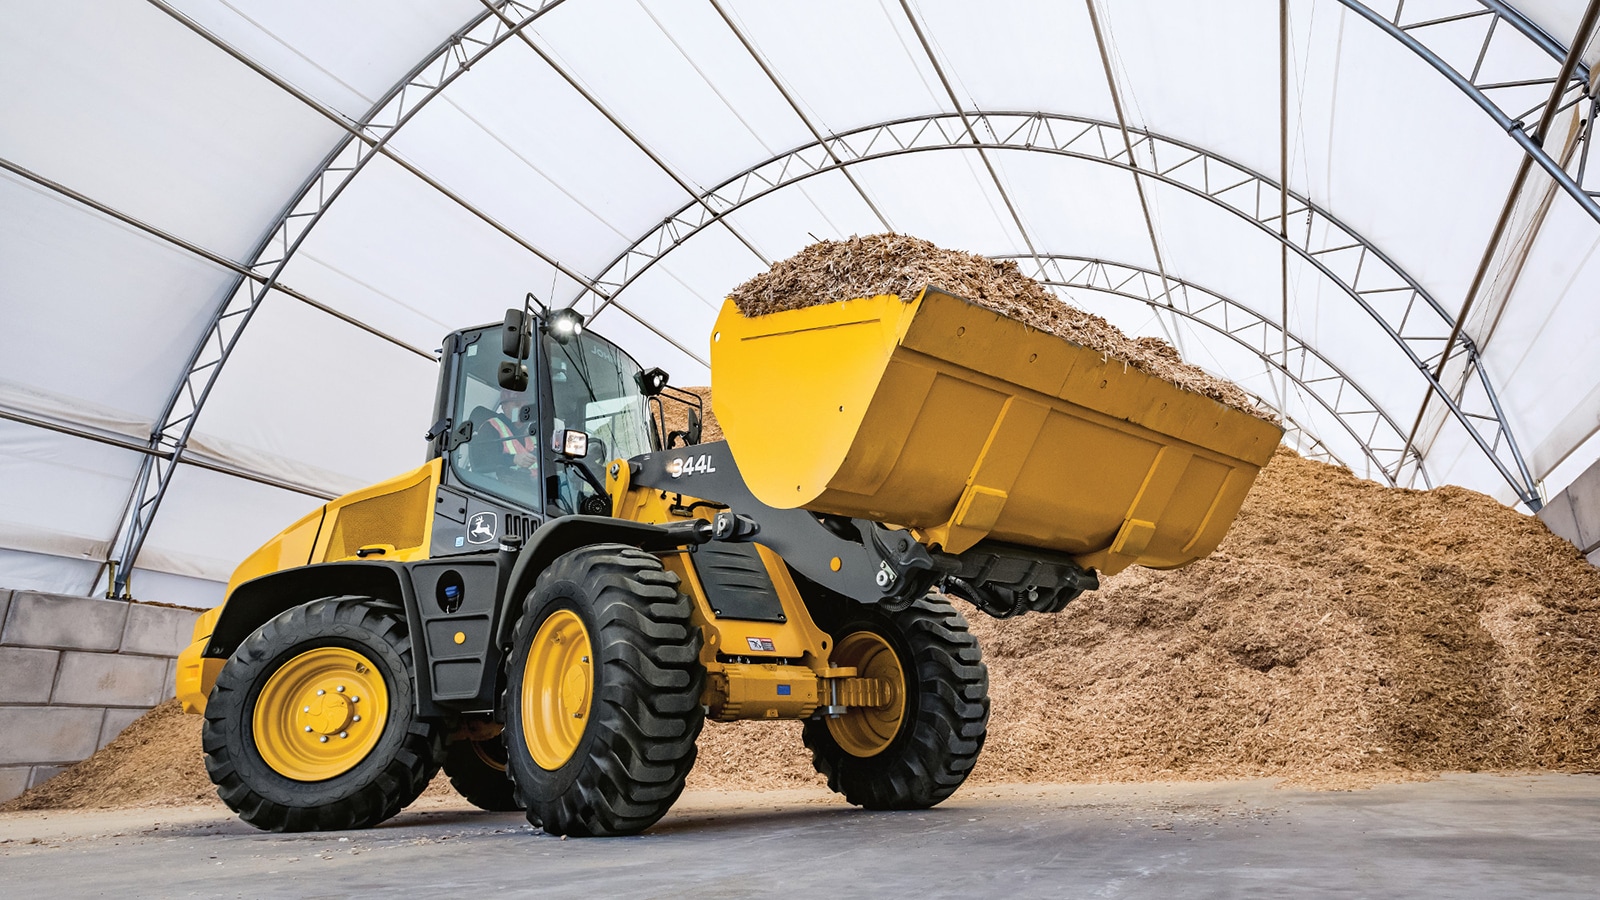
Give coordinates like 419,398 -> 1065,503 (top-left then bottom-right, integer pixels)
504,512 -> 537,542
324,478 -> 432,560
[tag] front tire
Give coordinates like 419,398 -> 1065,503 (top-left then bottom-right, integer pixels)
802,591 -> 988,809
201,597 -> 442,832
504,545 -> 705,836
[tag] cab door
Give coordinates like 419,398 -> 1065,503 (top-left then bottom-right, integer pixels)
429,326 -> 548,556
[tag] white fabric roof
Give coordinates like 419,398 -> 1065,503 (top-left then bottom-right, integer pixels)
3,0 -> 1599,606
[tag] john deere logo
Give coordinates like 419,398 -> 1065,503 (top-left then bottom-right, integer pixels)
467,512 -> 497,544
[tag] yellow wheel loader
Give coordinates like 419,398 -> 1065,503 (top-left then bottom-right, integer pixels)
174,288 -> 1282,835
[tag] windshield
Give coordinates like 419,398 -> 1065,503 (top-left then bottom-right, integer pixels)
546,328 -> 653,515
450,335 -> 542,510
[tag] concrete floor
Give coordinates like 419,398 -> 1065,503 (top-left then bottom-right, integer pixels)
1,775 -> 1597,898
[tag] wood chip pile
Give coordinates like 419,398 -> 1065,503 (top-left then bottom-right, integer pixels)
656,386 -> 722,446
728,233 -> 1272,421
9,406 -> 1600,811
2,700 -> 213,811
689,446 -> 1600,790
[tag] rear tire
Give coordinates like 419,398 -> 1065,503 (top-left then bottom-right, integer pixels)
443,736 -> 522,812
802,591 -> 988,809
201,597 -> 442,832
504,545 -> 705,836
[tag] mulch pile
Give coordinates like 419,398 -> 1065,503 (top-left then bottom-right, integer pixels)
3,700 -> 214,811
728,233 -> 1271,421
687,447 -> 1600,790
657,386 -> 722,446
10,417 -> 1600,810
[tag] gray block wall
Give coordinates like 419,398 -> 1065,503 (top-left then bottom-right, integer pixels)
1540,456 -> 1600,568
0,589 -> 201,802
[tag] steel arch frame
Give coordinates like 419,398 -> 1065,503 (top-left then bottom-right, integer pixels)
1336,0 -> 1600,222
476,0 -> 771,270
568,109 -> 1536,507
101,0 -> 572,597
99,0 -> 1581,592
1006,254 -> 1425,487
1280,417 -> 1344,473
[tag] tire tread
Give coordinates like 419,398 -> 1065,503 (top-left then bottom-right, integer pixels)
201,597 -> 442,832
506,545 -> 704,836
802,593 -> 989,810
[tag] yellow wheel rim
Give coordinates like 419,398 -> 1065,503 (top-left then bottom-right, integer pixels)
522,609 -> 594,770
827,630 -> 906,757
471,739 -> 508,773
252,646 -> 389,781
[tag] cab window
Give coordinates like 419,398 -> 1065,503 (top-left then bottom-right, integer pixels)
545,329 -> 653,515
450,337 -> 542,510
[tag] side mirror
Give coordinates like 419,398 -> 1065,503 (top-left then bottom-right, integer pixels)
502,308 -> 531,359
636,367 -> 669,397
497,360 -> 528,391
552,428 -> 589,458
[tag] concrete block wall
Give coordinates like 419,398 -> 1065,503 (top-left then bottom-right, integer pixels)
0,589 -> 201,802
1540,456 -> 1600,568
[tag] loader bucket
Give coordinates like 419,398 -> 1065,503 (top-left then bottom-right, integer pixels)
710,288 -> 1283,575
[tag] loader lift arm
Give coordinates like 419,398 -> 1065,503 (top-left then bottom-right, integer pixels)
621,440 -> 1099,615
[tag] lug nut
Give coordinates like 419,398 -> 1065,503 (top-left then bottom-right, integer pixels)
303,706 -> 310,713
336,685 -> 345,693
351,696 -> 359,703
316,689 -> 325,696
304,726 -> 312,732
352,715 -> 361,722
319,736 -> 328,743
581,656 -> 589,663
339,731 -> 348,739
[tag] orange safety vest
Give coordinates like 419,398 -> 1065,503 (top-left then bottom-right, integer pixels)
485,416 -> 536,458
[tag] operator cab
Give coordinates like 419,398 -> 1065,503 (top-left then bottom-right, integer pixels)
428,308 -> 664,554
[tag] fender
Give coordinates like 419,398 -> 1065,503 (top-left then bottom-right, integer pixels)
209,560 -> 490,719
496,515 -> 672,647
208,561 -> 414,659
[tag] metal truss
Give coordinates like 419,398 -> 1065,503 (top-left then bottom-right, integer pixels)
896,0 -> 1041,263
477,0 -> 770,268
102,1 -> 571,597
1337,0 -> 1600,222
98,0 -> 1578,594
0,157 -> 385,503
1278,415 -> 1345,472
570,109 -> 1538,508
0,156 -> 432,360
0,404 -> 336,502
1008,254 -> 1426,487
707,0 -> 893,233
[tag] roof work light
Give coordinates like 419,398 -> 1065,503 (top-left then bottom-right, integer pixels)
546,307 -> 586,343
